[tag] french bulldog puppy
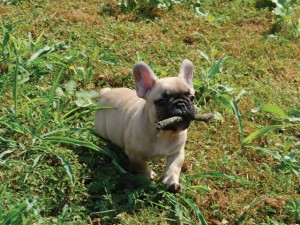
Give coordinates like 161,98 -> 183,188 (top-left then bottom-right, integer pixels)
95,59 -> 196,193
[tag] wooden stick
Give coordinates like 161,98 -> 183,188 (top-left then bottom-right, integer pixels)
156,113 -> 214,130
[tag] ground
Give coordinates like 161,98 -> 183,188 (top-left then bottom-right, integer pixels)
0,0 -> 300,224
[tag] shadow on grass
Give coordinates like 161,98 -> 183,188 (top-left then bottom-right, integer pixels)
76,140 -> 167,224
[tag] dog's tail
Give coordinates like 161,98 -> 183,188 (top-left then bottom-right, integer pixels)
97,87 -> 111,101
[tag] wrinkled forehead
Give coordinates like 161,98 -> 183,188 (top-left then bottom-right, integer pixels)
153,77 -> 193,94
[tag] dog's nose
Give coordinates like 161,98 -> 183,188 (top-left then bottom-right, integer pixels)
177,102 -> 187,111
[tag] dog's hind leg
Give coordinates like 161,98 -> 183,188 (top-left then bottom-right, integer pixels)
128,155 -> 156,180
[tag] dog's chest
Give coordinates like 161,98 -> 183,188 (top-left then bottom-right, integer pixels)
147,130 -> 187,158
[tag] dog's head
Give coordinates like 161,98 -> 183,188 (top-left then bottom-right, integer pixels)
133,59 -> 196,131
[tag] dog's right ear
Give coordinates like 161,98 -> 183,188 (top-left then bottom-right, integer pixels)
133,62 -> 158,98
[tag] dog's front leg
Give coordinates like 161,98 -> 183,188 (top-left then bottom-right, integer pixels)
128,155 -> 156,180
163,149 -> 185,193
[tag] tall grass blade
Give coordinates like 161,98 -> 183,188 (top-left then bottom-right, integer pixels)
24,154 -> 43,183
237,197 -> 265,224
43,134 -> 128,175
181,196 -> 208,225
0,149 -> 16,160
111,159 -> 128,174
260,104 -> 290,119
58,204 -> 69,225
43,136 -> 111,156
36,70 -> 63,133
164,193 -> 186,224
56,153 -> 75,186
243,124 -> 286,145
60,106 -> 106,123
13,56 -> 19,114
202,171 -> 251,185
230,100 -> 244,142
29,145 -> 75,186
0,201 -> 27,225
174,203 -> 184,225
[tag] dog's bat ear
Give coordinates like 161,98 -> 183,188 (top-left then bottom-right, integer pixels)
133,62 -> 158,98
179,59 -> 194,91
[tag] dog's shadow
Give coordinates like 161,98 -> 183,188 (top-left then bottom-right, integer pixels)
77,138 -> 166,224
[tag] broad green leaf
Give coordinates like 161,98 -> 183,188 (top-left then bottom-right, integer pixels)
64,80 -> 77,94
198,50 -> 210,62
260,104 -> 290,119
242,124 -> 285,145
288,108 -> 300,118
207,56 -> 227,78
148,0 -> 161,7
27,45 -> 53,63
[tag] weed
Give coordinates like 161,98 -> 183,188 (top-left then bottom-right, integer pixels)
269,0 -> 300,39
194,54 -> 231,107
285,197 -> 300,222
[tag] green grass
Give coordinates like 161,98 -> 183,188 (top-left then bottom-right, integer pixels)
1,0 -> 300,224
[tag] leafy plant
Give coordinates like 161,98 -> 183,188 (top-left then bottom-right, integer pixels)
160,192 -> 208,225
230,89 -> 247,143
285,197 -> 300,222
252,146 -> 300,175
0,185 -> 34,225
117,0 -> 207,16
243,104 -> 300,145
270,0 -> 300,39
242,103 -> 300,175
194,53 -> 230,107
2,0 -> 19,5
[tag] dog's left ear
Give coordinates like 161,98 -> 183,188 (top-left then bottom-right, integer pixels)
179,59 -> 194,90
133,62 -> 158,98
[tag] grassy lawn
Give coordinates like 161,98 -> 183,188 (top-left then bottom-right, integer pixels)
1,0 -> 300,224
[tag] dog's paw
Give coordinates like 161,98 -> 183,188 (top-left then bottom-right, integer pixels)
167,182 -> 181,193
163,178 -> 181,193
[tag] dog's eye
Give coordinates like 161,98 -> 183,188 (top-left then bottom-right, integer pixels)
155,97 -> 168,106
189,95 -> 195,102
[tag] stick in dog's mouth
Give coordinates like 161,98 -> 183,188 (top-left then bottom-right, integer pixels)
156,113 -> 215,130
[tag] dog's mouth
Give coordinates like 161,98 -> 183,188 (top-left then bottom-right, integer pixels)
170,119 -> 191,131
155,95 -> 196,131
156,116 -> 192,131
